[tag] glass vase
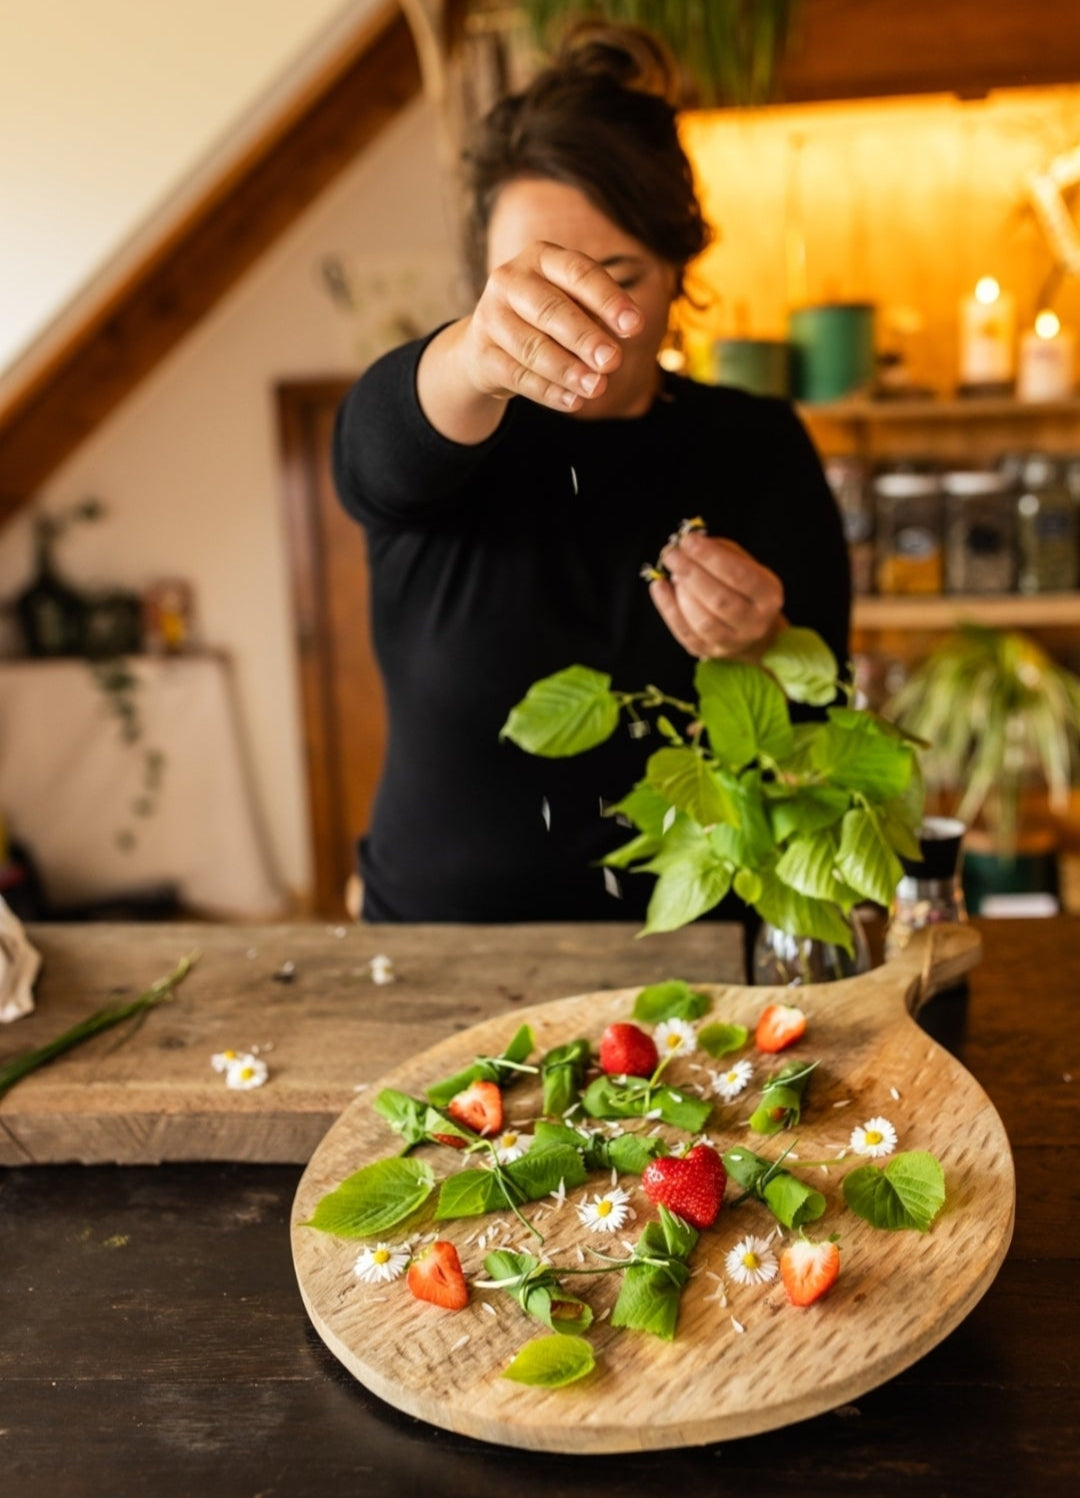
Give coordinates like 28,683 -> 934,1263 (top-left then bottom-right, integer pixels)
751,919 -> 872,987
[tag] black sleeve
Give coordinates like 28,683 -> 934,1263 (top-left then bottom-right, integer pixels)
331,331 -> 513,528
760,400 -> 852,675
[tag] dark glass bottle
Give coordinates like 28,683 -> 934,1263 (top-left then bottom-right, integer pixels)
15,519 -> 85,657
1015,454 -> 1078,593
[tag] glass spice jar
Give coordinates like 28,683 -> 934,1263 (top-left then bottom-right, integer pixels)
873,470 -> 944,594
942,469 -> 1016,595
1015,453 -> 1078,593
884,816 -> 968,961
825,456 -> 874,596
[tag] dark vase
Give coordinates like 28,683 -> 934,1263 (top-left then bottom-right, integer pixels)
15,522 -> 85,657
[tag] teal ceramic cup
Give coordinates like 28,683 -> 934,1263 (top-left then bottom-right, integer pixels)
709,338 -> 791,397
788,303 -> 876,402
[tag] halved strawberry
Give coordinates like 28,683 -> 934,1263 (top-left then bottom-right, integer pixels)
430,1133 -> 469,1150
780,1236 -> 840,1306
641,1143 -> 726,1229
755,1002 -> 807,1054
447,1079 -> 503,1136
599,1022 -> 659,1078
406,1240 -> 469,1310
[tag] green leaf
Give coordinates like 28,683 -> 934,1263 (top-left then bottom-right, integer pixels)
632,979 -> 710,1023
697,1021 -> 749,1058
695,658 -> 794,768
434,1167 -> 506,1221
482,1251 -> 594,1336
373,1088 -> 474,1151
502,1334 -> 596,1388
581,1075 -> 712,1133
708,772 -> 775,867
600,830 -> 661,869
761,626 -> 840,706
641,844 -> 733,935
427,1025 -> 535,1107
607,780 -> 671,837
752,868 -> 856,953
610,1208 -> 698,1340
540,1038 -> 591,1117
507,1143 -> 588,1200
733,868 -> 762,905
774,828 -> 841,902
843,1151 -> 946,1232
835,807 -> 904,908
722,1146 -> 826,1229
434,1142 -> 588,1222
747,1059 -> 817,1135
302,1157 -> 435,1239
645,745 -> 736,827
528,1120 -> 666,1175
500,666 -> 620,757
811,710 -> 916,800
767,786 -> 850,843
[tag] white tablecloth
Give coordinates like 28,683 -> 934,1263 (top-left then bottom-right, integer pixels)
0,655 -> 287,918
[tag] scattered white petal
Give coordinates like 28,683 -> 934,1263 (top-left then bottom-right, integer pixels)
540,796 -> 551,830
354,1242 -> 410,1284
569,464 -> 579,495
550,1179 -> 568,1207
610,1166 -> 618,1188
628,718 -> 650,739
245,948 -> 258,960
576,1246 -> 586,1264
850,1117 -> 898,1158
644,1108 -> 663,1120
890,1086 -> 902,1101
482,1302 -> 498,1317
603,868 -> 623,899
712,1059 -> 753,1100
654,1018 -> 697,1058
450,1335 -> 470,1352
597,1307 -> 611,1322
832,1099 -> 853,1108
724,1236 -> 779,1287
331,926 -> 348,939
493,1130 -> 532,1164
369,954 -> 396,985
731,1317 -> 746,1334
577,1187 -> 632,1233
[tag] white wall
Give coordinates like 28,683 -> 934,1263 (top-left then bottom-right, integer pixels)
0,94 -> 458,904
0,0 -> 386,381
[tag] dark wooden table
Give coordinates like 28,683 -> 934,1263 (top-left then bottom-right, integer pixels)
1,918 -> 1076,1497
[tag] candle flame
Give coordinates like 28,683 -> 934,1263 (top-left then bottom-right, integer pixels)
1034,309 -> 1061,339
974,277 -> 1001,305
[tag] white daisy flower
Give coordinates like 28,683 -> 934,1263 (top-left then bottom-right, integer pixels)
210,1049 -> 240,1073
576,1186 -> 633,1233
654,1018 -> 697,1058
493,1129 -> 531,1164
712,1059 -> 753,1100
369,954 -> 395,985
353,1241 -> 410,1285
850,1117 -> 898,1158
223,1053 -> 269,1090
725,1235 -> 779,1287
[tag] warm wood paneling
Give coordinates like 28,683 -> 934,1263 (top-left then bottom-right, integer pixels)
783,0 -> 1080,103
0,9 -> 420,518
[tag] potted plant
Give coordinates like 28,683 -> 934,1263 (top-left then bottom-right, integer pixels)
886,623 -> 1080,911
501,625 -> 925,982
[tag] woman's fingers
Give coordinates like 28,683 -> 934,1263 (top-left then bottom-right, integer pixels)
467,243 -> 643,406
654,534 -> 785,660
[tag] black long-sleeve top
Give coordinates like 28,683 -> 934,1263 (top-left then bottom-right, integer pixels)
333,334 -> 851,923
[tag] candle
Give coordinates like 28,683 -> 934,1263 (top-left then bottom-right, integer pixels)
1018,310 -> 1076,402
959,277 -> 1016,387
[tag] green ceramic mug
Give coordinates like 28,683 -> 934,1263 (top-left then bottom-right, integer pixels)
788,303 -> 876,402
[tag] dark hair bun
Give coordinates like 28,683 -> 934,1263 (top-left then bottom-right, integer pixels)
555,21 -> 678,104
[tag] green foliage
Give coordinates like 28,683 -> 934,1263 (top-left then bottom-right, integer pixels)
631,979 -> 710,1024
302,1158 -> 436,1239
610,1206 -> 698,1340
747,1059 -> 817,1135
502,628 -> 923,948
481,1250 -> 594,1335
426,1025 -> 535,1107
842,1151 -> 947,1232
501,1333 -> 596,1388
722,1145 -> 826,1229
581,1074 -> 712,1132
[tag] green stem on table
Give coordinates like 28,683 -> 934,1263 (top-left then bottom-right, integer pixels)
0,953 -> 198,1103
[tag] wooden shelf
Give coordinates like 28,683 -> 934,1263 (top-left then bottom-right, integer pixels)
853,592 -> 1080,630
801,396 -> 1080,424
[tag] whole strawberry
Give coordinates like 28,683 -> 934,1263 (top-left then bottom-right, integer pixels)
642,1143 -> 726,1229
599,1022 -> 659,1078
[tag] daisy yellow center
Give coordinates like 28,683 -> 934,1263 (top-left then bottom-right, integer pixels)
865,1129 -> 883,1146
741,1250 -> 761,1270
238,1066 -> 255,1081
666,1036 -> 682,1051
373,1249 -> 390,1265
726,1070 -> 739,1083
597,1200 -> 614,1218
502,1133 -> 518,1148
223,1050 -> 237,1060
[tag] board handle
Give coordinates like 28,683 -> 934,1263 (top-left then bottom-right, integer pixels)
877,923 -> 983,1015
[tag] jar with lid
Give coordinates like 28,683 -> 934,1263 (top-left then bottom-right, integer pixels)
943,469 -> 1016,594
873,470 -> 944,594
1015,453 -> 1078,593
825,456 -> 874,595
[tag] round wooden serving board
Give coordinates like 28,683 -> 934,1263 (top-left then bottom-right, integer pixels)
291,925 -> 1014,1453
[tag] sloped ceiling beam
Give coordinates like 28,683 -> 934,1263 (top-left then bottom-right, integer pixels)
0,7 -> 421,519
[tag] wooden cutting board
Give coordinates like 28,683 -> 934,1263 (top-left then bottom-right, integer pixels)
291,923 -> 1014,1452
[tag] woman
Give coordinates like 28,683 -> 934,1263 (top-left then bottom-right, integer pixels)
333,25 -> 850,924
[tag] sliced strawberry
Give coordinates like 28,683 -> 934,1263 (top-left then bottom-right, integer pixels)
755,1002 -> 807,1054
430,1133 -> 469,1150
599,1022 -> 659,1078
641,1143 -> 726,1229
780,1236 -> 840,1307
446,1079 -> 503,1136
406,1240 -> 469,1310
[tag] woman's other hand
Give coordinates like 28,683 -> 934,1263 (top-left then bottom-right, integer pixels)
649,531 -> 787,662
